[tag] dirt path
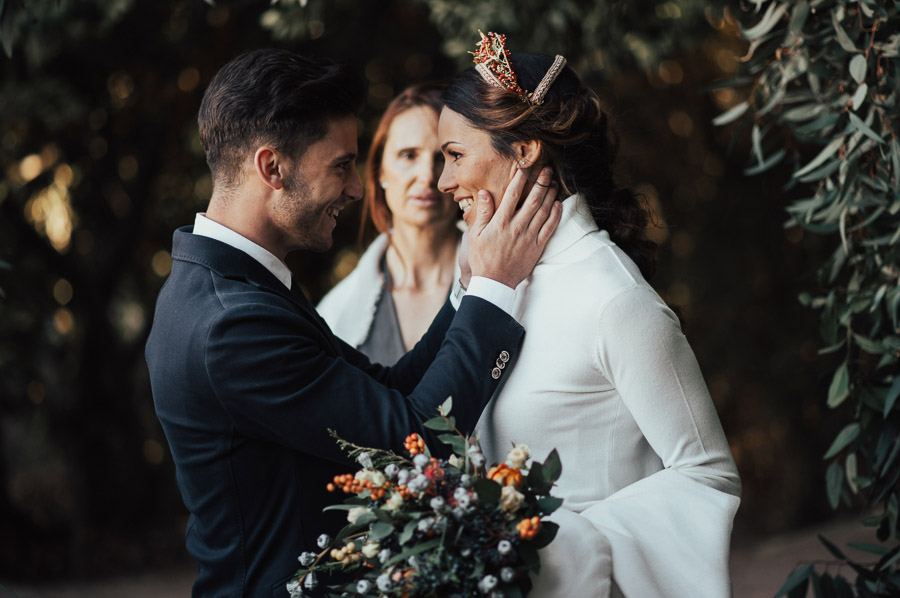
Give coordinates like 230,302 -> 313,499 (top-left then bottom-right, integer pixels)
1,517 -> 875,597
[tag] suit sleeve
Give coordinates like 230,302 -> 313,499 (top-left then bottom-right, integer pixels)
334,299 -> 457,396
205,295 -> 522,463
576,285 -> 740,597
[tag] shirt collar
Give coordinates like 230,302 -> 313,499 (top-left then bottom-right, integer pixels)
192,213 -> 293,290
539,193 -> 601,263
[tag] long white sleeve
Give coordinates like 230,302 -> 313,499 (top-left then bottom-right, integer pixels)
579,284 -> 740,597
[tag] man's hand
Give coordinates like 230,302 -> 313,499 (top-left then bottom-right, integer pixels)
467,166 -> 561,289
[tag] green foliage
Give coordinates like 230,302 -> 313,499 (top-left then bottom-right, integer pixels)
261,0 -> 728,72
722,0 -> 900,591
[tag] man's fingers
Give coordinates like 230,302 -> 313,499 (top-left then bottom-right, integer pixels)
495,166 -> 528,223
471,190 -> 495,235
537,200 -> 562,246
514,167 -> 553,226
526,183 -> 559,235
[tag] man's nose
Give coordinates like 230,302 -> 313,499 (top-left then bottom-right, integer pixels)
347,168 -> 363,201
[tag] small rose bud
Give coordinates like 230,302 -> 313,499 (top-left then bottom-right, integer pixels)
460,474 -> 472,488
457,494 -> 471,509
356,579 -> 371,594
316,534 -> 331,549
384,463 -> 400,479
453,486 -> 469,500
501,566 -> 516,583
430,496 -> 446,511
413,453 -> 429,469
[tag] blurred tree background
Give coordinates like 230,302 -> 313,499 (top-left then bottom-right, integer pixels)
0,0 -> 845,582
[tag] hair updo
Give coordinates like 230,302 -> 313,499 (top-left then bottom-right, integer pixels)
441,53 -> 656,279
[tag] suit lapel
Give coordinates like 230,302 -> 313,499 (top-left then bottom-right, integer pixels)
172,227 -> 345,357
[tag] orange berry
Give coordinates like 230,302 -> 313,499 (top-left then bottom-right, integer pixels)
326,483 -> 335,492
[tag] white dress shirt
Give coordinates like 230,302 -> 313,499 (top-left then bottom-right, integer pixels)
192,213 -> 515,317
192,213 -> 292,290
475,194 -> 741,597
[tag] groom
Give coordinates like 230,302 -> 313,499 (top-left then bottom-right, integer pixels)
145,49 -> 558,596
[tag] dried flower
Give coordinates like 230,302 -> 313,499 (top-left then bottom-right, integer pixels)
501,566 -> 516,582
297,551 -> 316,566
347,506 -> 369,525
488,463 -> 524,487
361,541 -> 380,559
499,485 -> 525,513
497,539 -> 513,556
316,534 -> 331,549
384,492 -> 404,511
356,579 -> 371,594
505,444 -> 530,469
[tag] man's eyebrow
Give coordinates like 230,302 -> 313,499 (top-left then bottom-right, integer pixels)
330,152 -> 356,165
440,141 -> 460,151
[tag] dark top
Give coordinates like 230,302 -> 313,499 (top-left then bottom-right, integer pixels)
145,227 -> 524,597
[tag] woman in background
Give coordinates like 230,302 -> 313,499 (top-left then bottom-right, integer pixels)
318,85 -> 460,364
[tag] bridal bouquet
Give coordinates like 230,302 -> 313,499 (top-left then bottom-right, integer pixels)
287,398 -> 563,597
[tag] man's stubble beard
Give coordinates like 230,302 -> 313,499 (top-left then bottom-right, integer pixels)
278,172 -> 332,253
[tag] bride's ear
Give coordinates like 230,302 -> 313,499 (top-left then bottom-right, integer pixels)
511,140 -> 542,169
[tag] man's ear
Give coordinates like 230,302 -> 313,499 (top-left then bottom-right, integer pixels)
253,146 -> 285,191
511,139 -> 542,168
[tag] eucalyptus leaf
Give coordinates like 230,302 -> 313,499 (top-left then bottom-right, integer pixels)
424,416 -> 454,432
848,111 -> 883,144
851,83 -> 868,111
849,54 -> 867,84
884,377 -> 900,418
826,460 -> 844,509
823,423 -> 860,460
713,101 -> 748,126
775,563 -> 813,597
794,136 -> 844,178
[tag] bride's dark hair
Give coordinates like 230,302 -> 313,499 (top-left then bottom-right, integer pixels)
442,53 -> 656,278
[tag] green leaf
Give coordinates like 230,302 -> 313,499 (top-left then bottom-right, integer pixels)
438,396 -> 453,417
531,520 -> 559,549
823,423 -> 860,460
438,434 -> 467,455
818,534 -> 848,560
775,563 -> 813,597
853,334 -> 882,354
849,54 -> 867,84
742,1 -> 788,40
713,101 -> 748,126
828,362 -> 850,408
383,538 -> 441,567
794,136 -> 843,178
541,449 -> 562,484
424,416 -> 454,432
848,112 -> 883,144
745,149 -> 785,176
831,10 -> 858,52
884,377 -> 900,418
537,496 -> 564,514
851,83 -> 868,111
826,460 -> 844,509
473,478 -> 501,504
369,520 -> 394,541
399,520 -> 417,545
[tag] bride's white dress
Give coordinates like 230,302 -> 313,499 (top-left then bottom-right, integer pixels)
475,194 -> 741,597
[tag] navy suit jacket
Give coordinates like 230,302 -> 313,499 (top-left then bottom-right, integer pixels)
145,227 -> 524,597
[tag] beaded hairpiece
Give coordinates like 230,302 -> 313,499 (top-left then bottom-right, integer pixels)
469,30 -> 567,106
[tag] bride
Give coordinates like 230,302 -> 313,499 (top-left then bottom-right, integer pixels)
439,32 -> 741,597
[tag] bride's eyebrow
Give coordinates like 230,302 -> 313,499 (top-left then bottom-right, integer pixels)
440,141 -> 461,151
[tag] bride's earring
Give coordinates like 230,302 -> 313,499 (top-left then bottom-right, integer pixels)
380,180 -> 388,189
518,159 -> 528,168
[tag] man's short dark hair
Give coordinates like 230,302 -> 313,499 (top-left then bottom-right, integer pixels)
198,48 -> 366,188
